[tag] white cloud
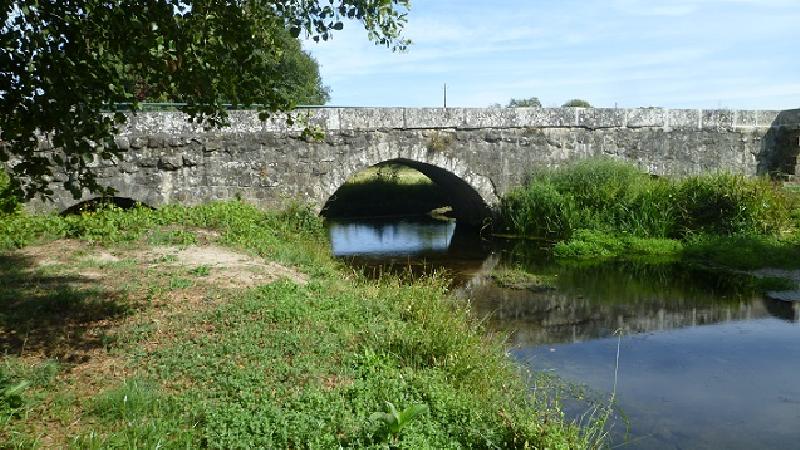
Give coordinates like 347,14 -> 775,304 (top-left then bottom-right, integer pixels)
304,0 -> 800,109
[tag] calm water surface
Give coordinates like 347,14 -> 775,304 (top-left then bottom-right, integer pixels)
327,217 -> 800,449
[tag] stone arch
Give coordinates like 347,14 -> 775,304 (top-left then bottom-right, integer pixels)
316,144 -> 498,225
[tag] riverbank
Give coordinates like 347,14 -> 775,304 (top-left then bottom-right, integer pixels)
0,202 -> 587,447
499,159 -> 800,271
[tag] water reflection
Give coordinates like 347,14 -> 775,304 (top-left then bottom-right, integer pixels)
464,259 -> 800,346
328,218 -> 800,449
327,217 -> 490,284
328,217 -> 457,256
516,319 -> 800,449
462,252 -> 800,449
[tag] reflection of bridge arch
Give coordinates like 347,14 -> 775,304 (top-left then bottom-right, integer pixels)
318,145 -> 498,225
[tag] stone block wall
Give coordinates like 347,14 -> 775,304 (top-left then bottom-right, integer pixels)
22,107 -> 800,222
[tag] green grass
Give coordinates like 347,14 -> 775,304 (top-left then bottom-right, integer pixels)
548,229 -> 800,271
553,230 -> 684,259
500,158 -> 800,270
500,158 -> 794,240
490,267 -> 557,290
0,201 -> 586,447
683,233 -> 800,270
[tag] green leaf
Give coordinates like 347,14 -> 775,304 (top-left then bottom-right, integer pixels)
0,0 -> 408,198
399,404 -> 428,424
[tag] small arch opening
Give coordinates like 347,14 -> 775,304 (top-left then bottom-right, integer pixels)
321,161 -> 450,219
321,159 -> 492,224
321,159 -> 492,268
61,197 -> 152,216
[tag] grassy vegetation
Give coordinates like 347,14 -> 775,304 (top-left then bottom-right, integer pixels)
0,201 -> 587,447
493,240 -> 799,307
0,169 -> 20,215
490,267 -> 557,290
553,230 -> 684,259
322,163 -> 451,218
682,233 -> 800,270
500,158 -> 800,270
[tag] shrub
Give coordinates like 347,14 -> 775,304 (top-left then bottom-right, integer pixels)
500,158 -> 792,240
500,181 -> 579,238
674,174 -> 790,236
503,159 -> 674,238
562,99 -> 592,108
427,132 -> 453,153
545,159 -> 656,230
507,97 -> 541,108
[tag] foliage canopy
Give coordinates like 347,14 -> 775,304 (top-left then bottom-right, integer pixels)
507,97 -> 542,108
0,0 -> 409,199
562,99 -> 592,108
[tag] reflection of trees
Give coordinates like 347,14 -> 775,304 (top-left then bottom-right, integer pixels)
465,257 -> 800,346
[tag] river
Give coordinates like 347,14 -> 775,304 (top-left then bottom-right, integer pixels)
327,216 -> 800,449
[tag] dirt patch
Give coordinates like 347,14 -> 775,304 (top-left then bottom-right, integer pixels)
140,244 -> 307,288
15,240 -> 88,267
1,240 -> 306,360
83,250 -> 120,264
13,239 -> 306,289
2,238 -> 309,447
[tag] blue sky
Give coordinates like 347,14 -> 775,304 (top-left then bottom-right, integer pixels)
304,0 -> 800,109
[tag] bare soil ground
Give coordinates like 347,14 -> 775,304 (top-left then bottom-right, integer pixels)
0,235 -> 307,447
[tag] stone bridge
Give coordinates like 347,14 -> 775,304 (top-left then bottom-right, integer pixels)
29,107 -> 800,224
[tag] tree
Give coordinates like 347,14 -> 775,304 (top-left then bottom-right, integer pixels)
507,97 -> 541,108
134,26 -> 331,105
271,26 -> 331,106
562,99 -> 592,108
1,0 -> 409,200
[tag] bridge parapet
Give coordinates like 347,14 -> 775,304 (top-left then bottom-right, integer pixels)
117,107 -> 799,136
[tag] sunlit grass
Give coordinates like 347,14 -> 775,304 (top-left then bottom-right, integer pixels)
0,201 -> 585,447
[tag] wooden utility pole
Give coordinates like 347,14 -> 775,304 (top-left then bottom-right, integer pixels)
443,83 -> 447,108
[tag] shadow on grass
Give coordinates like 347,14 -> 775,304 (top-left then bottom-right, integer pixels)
0,253 -> 132,362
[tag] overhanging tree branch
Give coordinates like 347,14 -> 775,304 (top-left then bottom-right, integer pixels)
0,0 -> 410,200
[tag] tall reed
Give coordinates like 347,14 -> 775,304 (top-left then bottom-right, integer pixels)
500,158 -> 791,239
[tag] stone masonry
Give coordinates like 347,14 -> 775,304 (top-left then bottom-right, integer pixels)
25,107 -> 800,224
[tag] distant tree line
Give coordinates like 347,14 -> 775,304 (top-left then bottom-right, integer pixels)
489,97 -> 593,108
